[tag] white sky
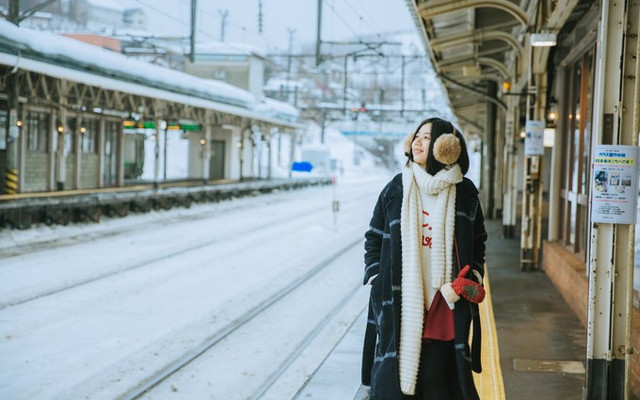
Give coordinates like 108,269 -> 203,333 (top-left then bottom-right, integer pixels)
124,0 -> 416,51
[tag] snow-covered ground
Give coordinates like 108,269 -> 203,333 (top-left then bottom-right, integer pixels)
0,129 -> 397,400
0,168 -> 392,400
0,123 -> 487,399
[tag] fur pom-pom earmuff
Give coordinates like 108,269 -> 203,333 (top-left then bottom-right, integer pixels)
433,133 -> 461,165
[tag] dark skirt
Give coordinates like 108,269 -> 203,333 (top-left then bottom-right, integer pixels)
403,339 -> 463,400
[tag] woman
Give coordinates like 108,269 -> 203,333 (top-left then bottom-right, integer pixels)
362,117 -> 487,400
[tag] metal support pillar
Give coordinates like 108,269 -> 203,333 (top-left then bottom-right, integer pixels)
494,107 -> 505,218
47,110 -> 56,190
502,95 -> 518,238
153,117 -> 162,189
585,0 -> 639,398
265,130 -> 272,179
202,118 -> 212,183
97,119 -> 105,188
4,71 -> 19,194
483,81 -> 497,219
75,116 -> 82,190
4,0 -> 19,193
117,119 -> 125,187
56,105 -> 67,191
521,56 -> 546,271
288,130 -> 296,179
163,122 -> 169,181
547,68 -> 566,242
520,151 -> 543,271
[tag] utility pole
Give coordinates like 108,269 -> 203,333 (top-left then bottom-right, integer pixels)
8,0 -> 18,23
286,27 -> 295,101
400,55 -> 406,117
257,0 -> 263,34
320,69 -> 327,144
315,0 -> 322,66
219,10 -> 228,42
190,0 -> 196,63
342,56 -> 348,115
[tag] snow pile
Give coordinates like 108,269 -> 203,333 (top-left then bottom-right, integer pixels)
256,98 -> 300,122
195,41 -> 267,58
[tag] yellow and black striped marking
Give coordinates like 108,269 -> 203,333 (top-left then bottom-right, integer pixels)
473,268 -> 506,399
4,168 -> 18,195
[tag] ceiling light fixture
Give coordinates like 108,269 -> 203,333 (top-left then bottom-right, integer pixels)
530,32 -> 557,47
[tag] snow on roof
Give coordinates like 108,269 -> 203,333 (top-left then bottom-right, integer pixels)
86,0 -> 127,11
0,20 -> 255,109
256,98 -> 300,122
194,41 -> 267,58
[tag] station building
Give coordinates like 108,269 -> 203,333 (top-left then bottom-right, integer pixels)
406,0 -> 640,397
0,20 -> 301,195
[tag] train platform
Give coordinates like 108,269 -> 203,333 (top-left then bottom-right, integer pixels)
0,176 -> 332,230
295,217 -> 586,400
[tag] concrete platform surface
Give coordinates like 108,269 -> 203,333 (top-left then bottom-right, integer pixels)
296,218 -> 586,400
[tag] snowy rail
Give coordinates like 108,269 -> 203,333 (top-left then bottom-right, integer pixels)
122,237 -> 363,400
0,189 -> 373,309
0,175 -> 389,400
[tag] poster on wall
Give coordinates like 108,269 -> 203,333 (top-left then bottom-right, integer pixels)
524,120 -> 545,156
591,145 -> 639,224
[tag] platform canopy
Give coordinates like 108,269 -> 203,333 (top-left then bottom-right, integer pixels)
0,20 -> 301,129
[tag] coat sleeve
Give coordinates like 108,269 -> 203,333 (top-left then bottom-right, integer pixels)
472,195 -> 487,279
363,187 -> 386,285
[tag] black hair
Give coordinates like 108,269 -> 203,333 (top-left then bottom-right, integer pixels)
405,117 -> 470,175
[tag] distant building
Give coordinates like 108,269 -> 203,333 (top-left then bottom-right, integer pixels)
72,0 -> 124,29
1,0 -> 147,32
185,42 -> 267,102
18,11 -> 53,30
123,8 -> 147,30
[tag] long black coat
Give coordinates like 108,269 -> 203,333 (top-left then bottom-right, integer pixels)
362,173 -> 487,400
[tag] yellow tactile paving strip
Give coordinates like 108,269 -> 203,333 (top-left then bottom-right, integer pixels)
473,269 -> 506,400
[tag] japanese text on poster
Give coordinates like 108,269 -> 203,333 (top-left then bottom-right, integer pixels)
524,120 -> 545,156
591,145 -> 639,224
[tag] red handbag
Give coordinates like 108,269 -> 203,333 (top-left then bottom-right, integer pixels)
423,291 -> 455,340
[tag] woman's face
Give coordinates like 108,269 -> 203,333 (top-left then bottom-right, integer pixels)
412,123 -> 431,167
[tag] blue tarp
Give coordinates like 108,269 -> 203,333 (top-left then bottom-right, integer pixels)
291,161 -> 313,172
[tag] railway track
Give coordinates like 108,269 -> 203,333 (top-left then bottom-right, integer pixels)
118,238 -> 365,400
0,177 -> 386,400
0,186 -> 374,310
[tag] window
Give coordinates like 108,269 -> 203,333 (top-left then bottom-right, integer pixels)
558,50 -> 595,261
26,111 -> 50,152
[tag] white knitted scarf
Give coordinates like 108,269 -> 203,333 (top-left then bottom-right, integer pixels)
398,161 -> 463,395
